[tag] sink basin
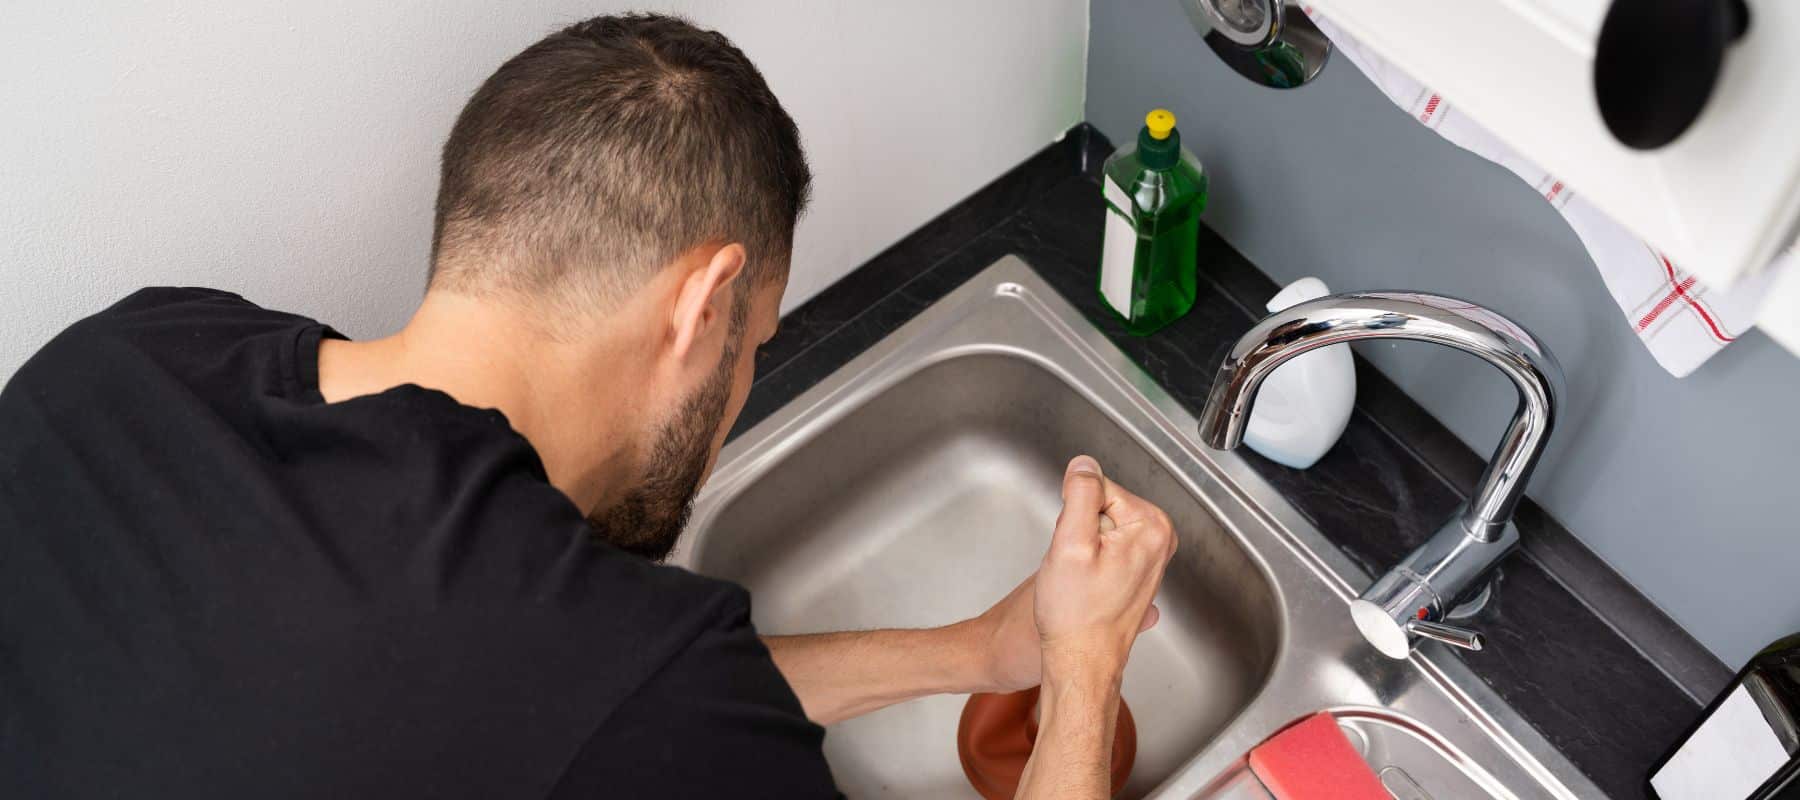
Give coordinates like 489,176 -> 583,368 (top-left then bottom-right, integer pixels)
688,354 -> 1279,796
678,257 -> 1605,799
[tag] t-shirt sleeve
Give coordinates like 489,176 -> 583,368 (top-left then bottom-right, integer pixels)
547,589 -> 842,800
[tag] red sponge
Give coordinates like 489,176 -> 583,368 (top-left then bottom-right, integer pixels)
1247,712 -> 1388,800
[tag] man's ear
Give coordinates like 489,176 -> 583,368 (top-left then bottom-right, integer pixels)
668,243 -> 747,363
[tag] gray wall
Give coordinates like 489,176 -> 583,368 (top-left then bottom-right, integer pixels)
1087,0 -> 1800,666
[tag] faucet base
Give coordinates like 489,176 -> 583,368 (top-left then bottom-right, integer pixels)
1445,581 -> 1495,621
1352,510 -> 1519,658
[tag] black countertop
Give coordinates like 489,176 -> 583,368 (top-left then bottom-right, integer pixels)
730,125 -> 1724,799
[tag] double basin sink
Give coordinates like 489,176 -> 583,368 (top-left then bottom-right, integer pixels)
675,257 -> 1603,799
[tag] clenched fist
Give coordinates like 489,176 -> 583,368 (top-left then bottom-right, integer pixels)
1033,455 -> 1177,680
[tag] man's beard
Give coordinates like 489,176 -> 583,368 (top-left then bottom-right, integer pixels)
585,311 -> 742,562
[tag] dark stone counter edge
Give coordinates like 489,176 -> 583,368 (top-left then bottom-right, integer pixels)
728,123 -> 1730,799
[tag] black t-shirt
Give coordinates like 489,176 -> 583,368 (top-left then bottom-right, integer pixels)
0,288 -> 839,799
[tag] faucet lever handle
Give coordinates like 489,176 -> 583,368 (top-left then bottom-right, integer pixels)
1405,619 -> 1486,651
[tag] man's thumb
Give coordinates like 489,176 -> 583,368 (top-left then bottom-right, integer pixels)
1052,456 -> 1106,553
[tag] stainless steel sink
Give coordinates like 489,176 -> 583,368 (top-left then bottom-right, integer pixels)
677,257 -> 1606,799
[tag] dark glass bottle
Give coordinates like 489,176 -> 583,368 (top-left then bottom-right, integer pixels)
1649,633 -> 1800,799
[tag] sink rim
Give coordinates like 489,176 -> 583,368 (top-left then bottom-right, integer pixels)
679,256 -> 1605,800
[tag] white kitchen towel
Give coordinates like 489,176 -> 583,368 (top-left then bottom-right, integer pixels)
1310,11 -> 1793,377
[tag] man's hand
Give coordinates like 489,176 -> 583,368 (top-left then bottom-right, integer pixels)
966,572 -> 1160,695
1034,455 -> 1175,673
1016,455 -> 1177,800
763,455 -> 1174,738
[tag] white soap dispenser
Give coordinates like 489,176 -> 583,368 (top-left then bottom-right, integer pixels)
1242,277 -> 1356,469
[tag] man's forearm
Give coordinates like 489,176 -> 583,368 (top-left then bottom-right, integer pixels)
1014,656 -> 1122,800
762,621 -> 994,726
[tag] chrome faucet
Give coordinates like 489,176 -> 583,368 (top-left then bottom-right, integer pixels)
1197,292 -> 1563,658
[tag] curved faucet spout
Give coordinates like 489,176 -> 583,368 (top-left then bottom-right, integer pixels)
1199,291 -> 1563,657
1198,292 -> 1564,542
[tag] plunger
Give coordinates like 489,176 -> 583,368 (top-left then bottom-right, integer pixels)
956,687 -> 1137,799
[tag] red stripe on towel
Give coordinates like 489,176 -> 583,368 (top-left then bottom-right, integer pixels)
1659,252 -> 1736,343
1418,94 -> 1442,124
1636,277 -> 1695,332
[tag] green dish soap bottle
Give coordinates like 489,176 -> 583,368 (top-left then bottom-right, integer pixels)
1098,108 -> 1208,335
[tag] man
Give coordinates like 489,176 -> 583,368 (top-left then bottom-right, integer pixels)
0,13 -> 1175,799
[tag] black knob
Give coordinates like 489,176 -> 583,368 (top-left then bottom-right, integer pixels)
1593,0 -> 1750,150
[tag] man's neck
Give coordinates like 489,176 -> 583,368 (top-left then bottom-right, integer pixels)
316,291 -> 644,514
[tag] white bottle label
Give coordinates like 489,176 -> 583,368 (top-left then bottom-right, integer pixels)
1099,176 -> 1137,318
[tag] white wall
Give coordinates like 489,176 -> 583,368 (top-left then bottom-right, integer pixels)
0,1 -> 1087,383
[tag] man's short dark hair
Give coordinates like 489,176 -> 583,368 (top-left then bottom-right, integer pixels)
429,13 -> 811,311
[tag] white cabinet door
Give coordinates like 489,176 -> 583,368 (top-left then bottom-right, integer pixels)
1310,0 -> 1800,297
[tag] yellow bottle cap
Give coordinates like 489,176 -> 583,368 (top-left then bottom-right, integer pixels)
1145,108 -> 1176,140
